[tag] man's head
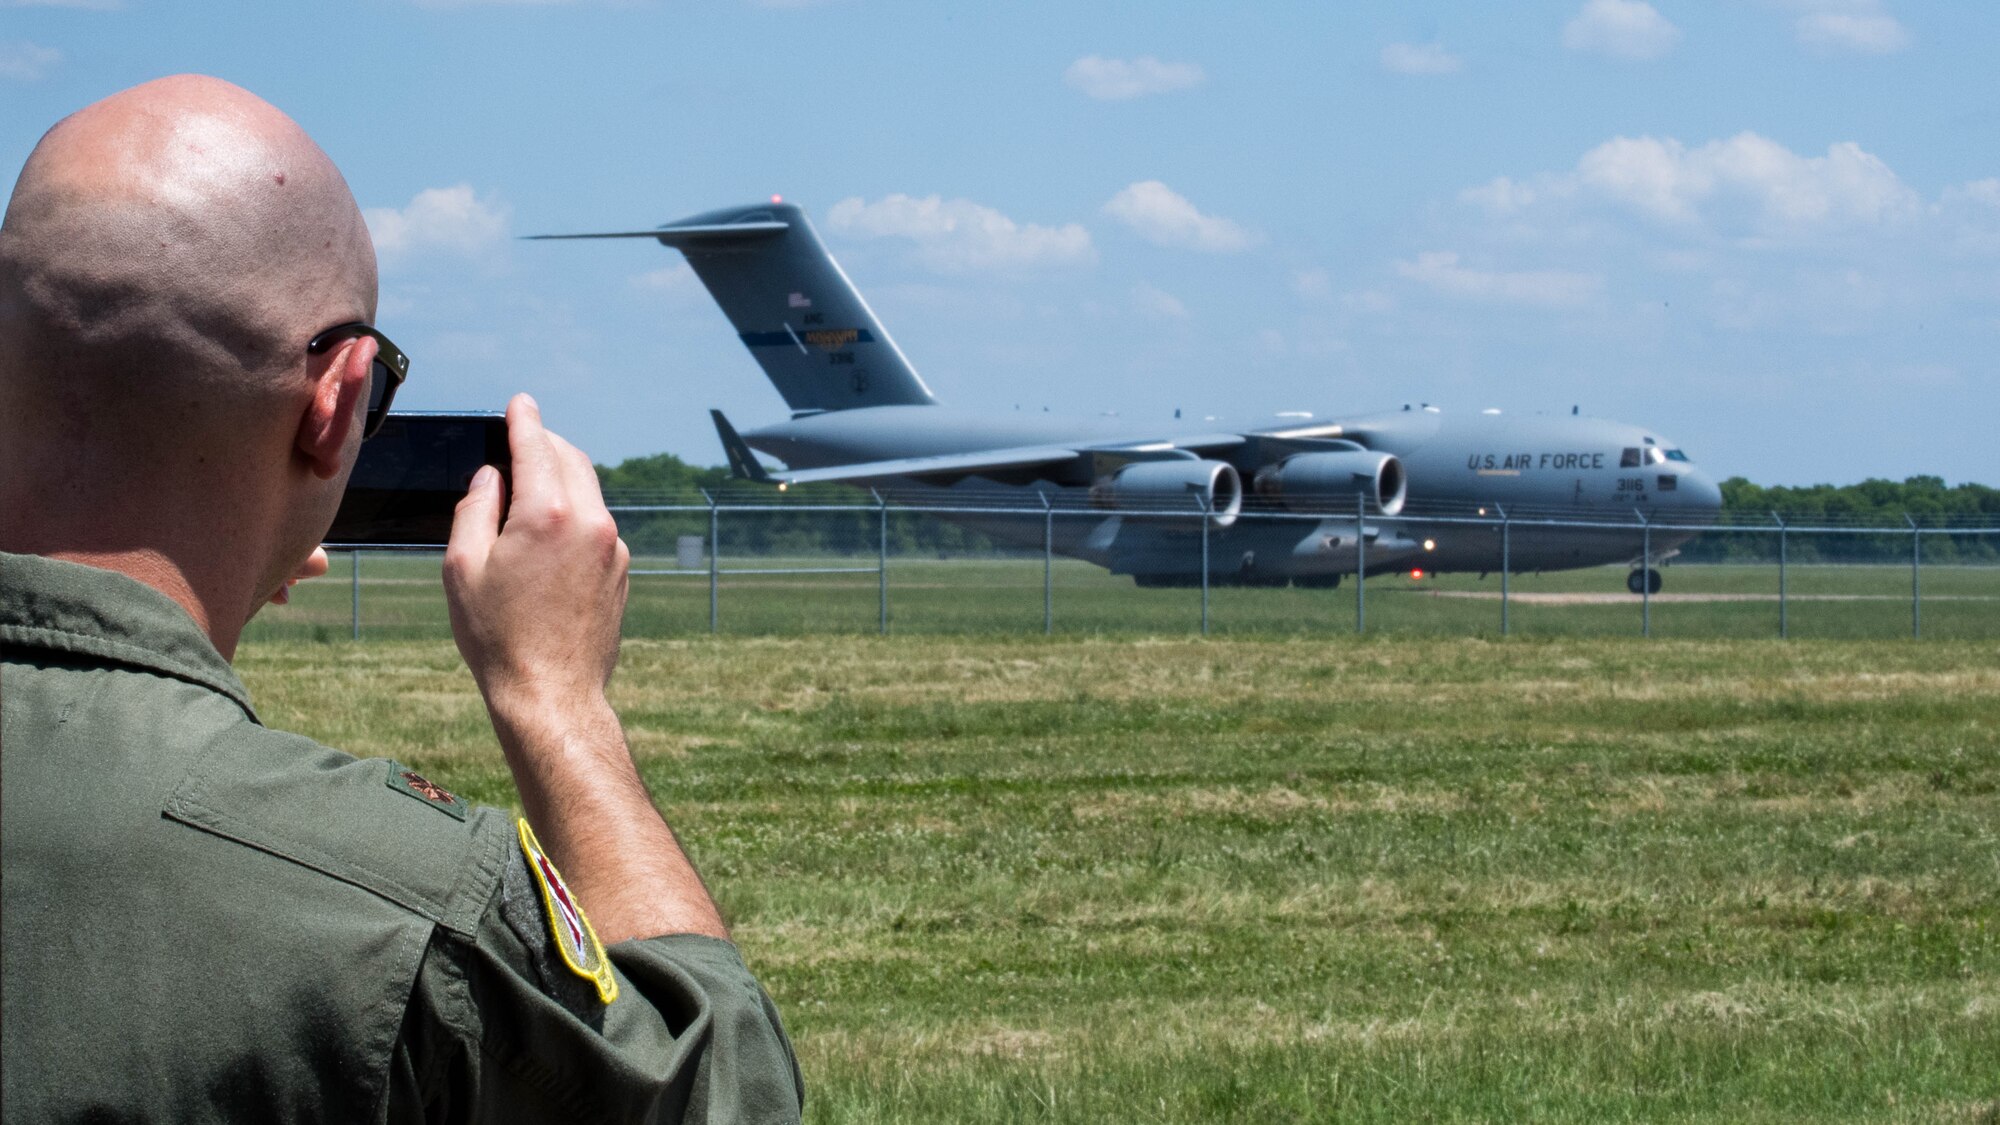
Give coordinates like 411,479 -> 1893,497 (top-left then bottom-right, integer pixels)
0,75 -> 383,652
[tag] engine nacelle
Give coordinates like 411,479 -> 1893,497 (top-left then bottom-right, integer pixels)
1091,459 -> 1243,527
1253,450 -> 1407,515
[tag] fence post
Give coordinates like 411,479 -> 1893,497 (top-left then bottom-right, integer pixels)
1638,508 -> 1651,639
1355,492 -> 1367,635
1199,496 -> 1211,636
350,549 -> 361,641
876,489 -> 889,636
1773,511 -> 1787,639
1041,493 -> 1054,636
1496,504 -> 1510,637
1907,514 -> 1920,639
703,490 -> 718,635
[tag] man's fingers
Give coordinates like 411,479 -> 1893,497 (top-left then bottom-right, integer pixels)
504,393 -> 563,512
545,430 -> 608,506
447,464 -> 504,572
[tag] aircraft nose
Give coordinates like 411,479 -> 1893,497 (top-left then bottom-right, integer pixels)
1680,471 -> 1723,517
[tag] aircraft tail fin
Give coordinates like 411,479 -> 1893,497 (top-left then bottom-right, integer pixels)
533,202 -> 935,415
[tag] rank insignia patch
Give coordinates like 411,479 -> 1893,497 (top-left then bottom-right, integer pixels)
517,818 -> 619,1004
387,766 -> 469,821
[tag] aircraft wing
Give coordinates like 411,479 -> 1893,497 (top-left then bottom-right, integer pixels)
1094,434 -> 1247,455
711,411 -> 1252,488
764,446 -> 1085,487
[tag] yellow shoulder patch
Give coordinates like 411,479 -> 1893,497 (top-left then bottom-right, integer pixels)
516,818 -> 618,1004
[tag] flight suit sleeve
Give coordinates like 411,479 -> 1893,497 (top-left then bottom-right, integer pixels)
383,837 -> 804,1124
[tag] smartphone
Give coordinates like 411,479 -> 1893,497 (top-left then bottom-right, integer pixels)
323,412 -> 509,548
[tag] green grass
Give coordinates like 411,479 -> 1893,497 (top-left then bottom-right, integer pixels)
236,627 -> 2000,1122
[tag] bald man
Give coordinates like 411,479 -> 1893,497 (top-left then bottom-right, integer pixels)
0,77 -> 802,1122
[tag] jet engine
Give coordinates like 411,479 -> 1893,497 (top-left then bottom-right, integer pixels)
1252,451 -> 1407,515
1091,459 -> 1243,527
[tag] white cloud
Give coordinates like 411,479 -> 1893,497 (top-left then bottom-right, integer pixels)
1576,133 -> 1918,226
1102,181 -> 1258,252
1291,268 -> 1336,303
827,194 -> 1094,273
1063,55 -> 1205,100
1395,251 -> 1601,307
1130,282 -> 1189,319
364,185 -> 510,258
1562,0 -> 1682,60
1943,179 -> 2000,210
1463,133 -> 1919,237
1460,176 -> 1545,214
633,263 -> 694,289
1937,179 -> 2000,255
1787,1 -> 1910,54
630,262 -> 708,305
0,41 -> 61,82
1380,42 -> 1463,75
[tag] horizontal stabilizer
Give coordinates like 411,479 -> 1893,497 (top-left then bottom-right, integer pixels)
526,221 -> 789,246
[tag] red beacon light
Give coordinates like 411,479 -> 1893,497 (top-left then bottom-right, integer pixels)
771,194 -> 784,204
1410,568 -> 1425,580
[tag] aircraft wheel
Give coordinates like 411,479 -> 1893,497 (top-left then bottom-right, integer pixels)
1627,568 -> 1663,595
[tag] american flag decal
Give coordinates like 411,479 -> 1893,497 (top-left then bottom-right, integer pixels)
516,818 -> 619,1004
788,291 -> 812,308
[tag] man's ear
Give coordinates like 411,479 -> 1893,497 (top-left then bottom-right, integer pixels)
297,335 -> 374,480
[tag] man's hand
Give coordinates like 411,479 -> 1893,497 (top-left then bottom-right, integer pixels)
444,393 -> 629,709
268,547 -> 329,606
443,393 -> 727,944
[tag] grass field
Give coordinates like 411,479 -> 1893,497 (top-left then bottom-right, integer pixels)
237,592 -> 2000,1120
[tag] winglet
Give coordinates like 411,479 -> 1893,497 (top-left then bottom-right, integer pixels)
711,410 -> 773,483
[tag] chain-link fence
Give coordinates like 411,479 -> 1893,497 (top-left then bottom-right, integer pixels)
246,494 -> 2000,643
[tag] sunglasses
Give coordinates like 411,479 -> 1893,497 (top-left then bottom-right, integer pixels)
307,323 -> 410,441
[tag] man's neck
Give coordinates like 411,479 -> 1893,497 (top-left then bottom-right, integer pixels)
38,547 -> 245,659
0,427 -> 306,661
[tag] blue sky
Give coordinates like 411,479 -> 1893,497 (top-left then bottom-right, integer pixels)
5,0 -> 1994,486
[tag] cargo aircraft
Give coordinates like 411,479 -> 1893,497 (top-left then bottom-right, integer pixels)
536,201 -> 1722,592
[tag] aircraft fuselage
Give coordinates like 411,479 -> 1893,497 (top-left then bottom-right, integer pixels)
743,403 -> 1723,583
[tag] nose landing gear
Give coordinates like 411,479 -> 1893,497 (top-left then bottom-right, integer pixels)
1627,567 -> 1663,595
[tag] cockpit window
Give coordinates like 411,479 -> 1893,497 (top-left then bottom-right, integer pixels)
1665,449 -> 1690,462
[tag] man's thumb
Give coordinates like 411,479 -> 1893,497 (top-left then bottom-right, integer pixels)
447,464 -> 503,566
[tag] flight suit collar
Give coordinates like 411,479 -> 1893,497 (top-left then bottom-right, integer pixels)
0,551 -> 258,722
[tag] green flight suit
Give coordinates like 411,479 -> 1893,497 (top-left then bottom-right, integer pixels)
0,552 -> 804,1123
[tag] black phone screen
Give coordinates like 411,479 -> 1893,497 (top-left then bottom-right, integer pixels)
323,413 -> 509,548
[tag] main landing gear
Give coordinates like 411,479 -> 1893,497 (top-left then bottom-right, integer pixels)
1627,567 -> 1663,595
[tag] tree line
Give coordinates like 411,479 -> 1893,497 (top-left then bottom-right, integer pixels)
1683,476 -> 1999,563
